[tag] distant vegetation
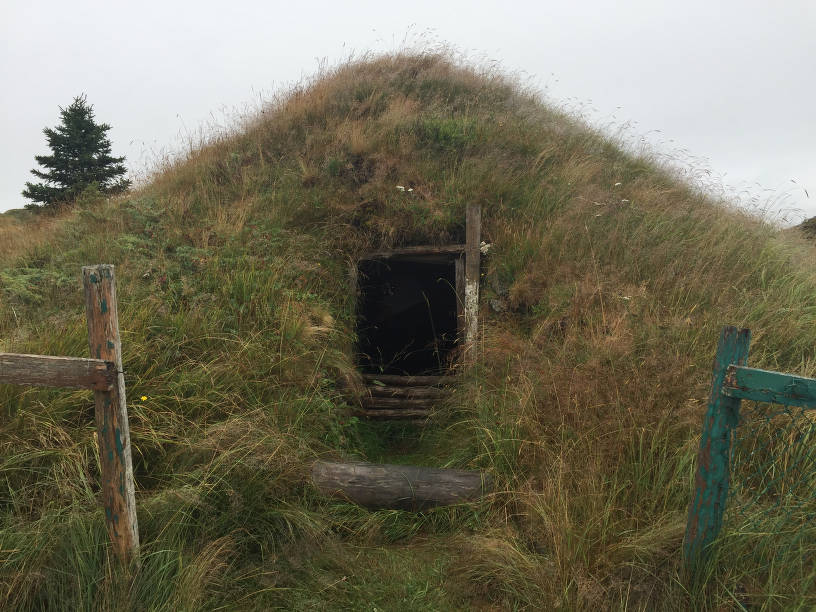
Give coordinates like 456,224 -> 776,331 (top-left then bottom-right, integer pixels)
22,94 -> 130,210
1,52 -> 815,609
798,215 -> 816,239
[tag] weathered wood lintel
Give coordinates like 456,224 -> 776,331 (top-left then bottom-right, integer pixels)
722,365 -> 816,408
361,244 -> 466,259
0,353 -> 114,390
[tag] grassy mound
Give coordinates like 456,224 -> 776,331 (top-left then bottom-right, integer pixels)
2,52 -> 816,610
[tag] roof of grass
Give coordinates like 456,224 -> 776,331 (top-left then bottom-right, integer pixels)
2,51 -> 816,609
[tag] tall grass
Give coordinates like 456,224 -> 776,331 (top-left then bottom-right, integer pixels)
2,51 -> 816,609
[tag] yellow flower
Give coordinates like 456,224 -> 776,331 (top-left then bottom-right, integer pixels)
140,396 -> 148,401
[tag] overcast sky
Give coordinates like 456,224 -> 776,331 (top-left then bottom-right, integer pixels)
2,0 -> 814,222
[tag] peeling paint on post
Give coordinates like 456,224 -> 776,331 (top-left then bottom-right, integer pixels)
83,265 -> 140,565
684,325 -> 750,571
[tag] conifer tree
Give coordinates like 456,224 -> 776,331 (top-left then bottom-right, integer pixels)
23,95 -> 130,209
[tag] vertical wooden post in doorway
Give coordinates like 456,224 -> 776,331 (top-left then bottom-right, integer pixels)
83,264 -> 140,565
464,204 -> 481,367
455,256 -> 465,340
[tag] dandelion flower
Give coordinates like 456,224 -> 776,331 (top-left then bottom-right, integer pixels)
140,396 -> 148,401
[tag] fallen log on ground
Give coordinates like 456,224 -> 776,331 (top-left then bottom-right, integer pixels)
312,460 -> 492,511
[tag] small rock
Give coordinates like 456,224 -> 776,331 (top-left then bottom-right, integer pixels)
490,298 -> 506,313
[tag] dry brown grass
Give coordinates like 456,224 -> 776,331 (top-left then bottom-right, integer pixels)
2,50 -> 816,609
0,209 -> 68,260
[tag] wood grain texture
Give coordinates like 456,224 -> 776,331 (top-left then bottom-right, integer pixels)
722,365 -> 816,408
312,461 -> 492,510
356,408 -> 431,419
362,374 -> 451,386
464,204 -> 481,364
362,244 -> 466,259
361,396 -> 437,409
455,256 -> 465,340
368,385 -> 449,399
83,264 -> 140,564
0,353 -> 114,390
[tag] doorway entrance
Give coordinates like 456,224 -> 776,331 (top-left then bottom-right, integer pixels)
356,250 -> 461,376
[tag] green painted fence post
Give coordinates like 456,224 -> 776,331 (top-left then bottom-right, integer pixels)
684,325 -> 750,571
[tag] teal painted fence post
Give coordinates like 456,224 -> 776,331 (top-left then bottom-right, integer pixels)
684,325 -> 750,571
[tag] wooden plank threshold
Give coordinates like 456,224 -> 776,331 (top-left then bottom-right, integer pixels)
362,374 -> 452,386
368,385 -> 450,399
356,408 -> 431,419
362,396 -> 436,408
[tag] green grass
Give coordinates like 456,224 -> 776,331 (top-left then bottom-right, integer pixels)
2,50 -> 816,609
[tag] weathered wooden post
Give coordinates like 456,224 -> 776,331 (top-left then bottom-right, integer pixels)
684,325 -> 750,571
464,204 -> 481,366
82,265 -> 140,564
455,256 -> 465,339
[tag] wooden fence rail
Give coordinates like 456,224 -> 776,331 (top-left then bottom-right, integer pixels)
0,353 -> 114,390
0,264 -> 139,566
684,325 -> 816,572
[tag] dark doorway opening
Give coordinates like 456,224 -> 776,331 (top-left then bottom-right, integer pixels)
356,255 -> 459,376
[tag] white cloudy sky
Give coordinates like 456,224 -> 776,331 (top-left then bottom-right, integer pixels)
2,0 -> 814,222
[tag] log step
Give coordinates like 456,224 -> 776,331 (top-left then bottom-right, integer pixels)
362,374 -> 451,387
357,374 -> 453,419
313,460 -> 492,510
368,385 -> 450,399
362,397 -> 437,410
356,408 -> 431,419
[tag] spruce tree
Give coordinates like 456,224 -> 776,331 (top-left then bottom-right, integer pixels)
23,95 -> 130,209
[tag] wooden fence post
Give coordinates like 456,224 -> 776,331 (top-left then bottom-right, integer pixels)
464,204 -> 481,367
684,325 -> 750,571
82,265 -> 140,564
